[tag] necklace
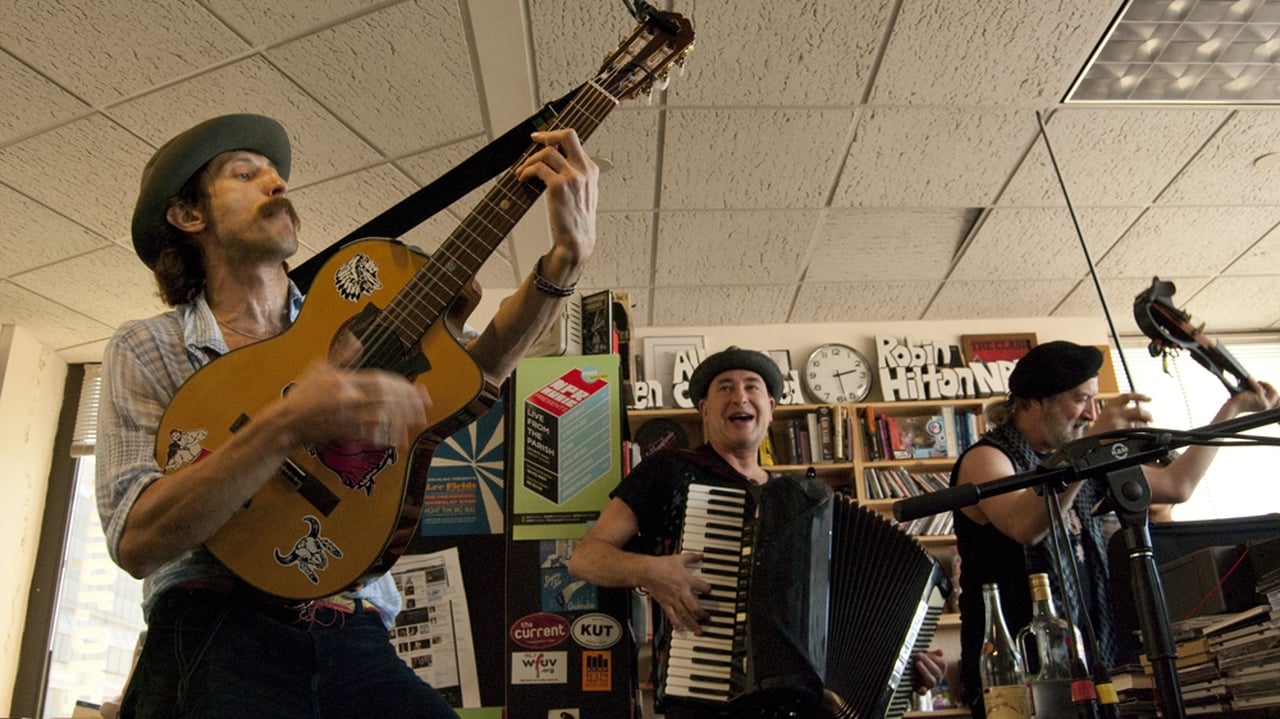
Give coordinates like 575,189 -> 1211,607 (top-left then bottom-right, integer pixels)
214,316 -> 277,341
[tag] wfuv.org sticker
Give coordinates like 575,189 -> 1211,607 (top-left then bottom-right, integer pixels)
512,651 -> 568,684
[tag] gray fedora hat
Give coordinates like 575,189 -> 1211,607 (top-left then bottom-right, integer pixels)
130,113 -> 291,268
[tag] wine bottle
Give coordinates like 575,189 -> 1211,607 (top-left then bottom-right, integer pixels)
1019,573 -> 1080,719
980,582 -> 1030,719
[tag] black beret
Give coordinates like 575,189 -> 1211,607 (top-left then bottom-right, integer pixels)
688,346 -> 784,404
131,114 -> 291,268
1007,340 -> 1104,399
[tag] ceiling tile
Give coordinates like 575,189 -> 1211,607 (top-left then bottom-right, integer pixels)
651,285 -> 794,326
1224,221 -> 1280,275
872,0 -> 1120,105
205,0 -> 392,46
529,1 -> 655,104
0,280 -> 115,351
656,210 -> 818,286
792,281 -> 942,322
663,0 -> 894,106
0,50 -> 90,143
0,114 -> 153,241
266,0 -> 480,156
1186,275 -> 1280,332
0,185 -> 112,277
0,0 -> 247,105
107,57 -> 385,188
926,279 -> 1079,319
585,110 -> 660,213
662,109 -> 854,210
1160,110 -> 1280,206
834,108 -> 1034,207
579,213 -> 653,290
809,208 -> 975,282
1097,206 -> 1279,277
953,207 -> 1143,280
10,245 -> 168,329
1000,108 -> 1230,206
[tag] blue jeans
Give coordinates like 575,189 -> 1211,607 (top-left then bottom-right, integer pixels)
123,588 -> 459,719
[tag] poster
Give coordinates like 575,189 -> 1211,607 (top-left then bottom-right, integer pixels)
510,355 -> 623,540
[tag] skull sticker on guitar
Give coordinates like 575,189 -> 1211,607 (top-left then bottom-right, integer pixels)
274,515 -> 344,584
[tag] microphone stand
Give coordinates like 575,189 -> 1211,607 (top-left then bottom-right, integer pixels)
894,406 -> 1280,719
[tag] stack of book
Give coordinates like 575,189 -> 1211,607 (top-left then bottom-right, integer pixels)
1125,599 -> 1280,715
766,407 -> 855,466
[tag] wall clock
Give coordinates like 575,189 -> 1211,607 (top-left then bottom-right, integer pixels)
801,343 -> 873,403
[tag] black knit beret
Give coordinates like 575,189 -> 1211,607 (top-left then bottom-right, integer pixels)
131,114 -> 291,268
688,346 -> 784,404
1007,340 -> 1103,399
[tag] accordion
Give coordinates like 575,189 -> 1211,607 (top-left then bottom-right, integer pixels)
658,475 -> 949,719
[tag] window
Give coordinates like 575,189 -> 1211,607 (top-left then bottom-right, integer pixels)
1114,339 -> 1280,521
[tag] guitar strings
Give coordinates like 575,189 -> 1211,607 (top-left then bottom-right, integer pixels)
347,75 -> 624,374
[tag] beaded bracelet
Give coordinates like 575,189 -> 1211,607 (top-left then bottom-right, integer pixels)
533,256 -> 577,297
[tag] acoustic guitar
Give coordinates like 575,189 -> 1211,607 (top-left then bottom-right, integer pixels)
156,11 -> 695,600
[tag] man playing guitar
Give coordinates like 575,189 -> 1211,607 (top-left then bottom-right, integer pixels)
96,113 -> 597,718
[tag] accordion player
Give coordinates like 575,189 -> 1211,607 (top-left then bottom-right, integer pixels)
571,444 -> 949,719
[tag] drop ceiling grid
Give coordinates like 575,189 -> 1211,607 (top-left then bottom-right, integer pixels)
1095,205 -> 1280,277
104,57 -> 388,186
651,284 -> 795,327
869,0 -> 1122,106
831,107 -> 1036,208
654,210 -> 818,286
8,244 -> 166,330
0,186 -> 111,278
1157,110 -> 1280,206
792,281 -> 944,323
0,115 -> 154,241
578,213 -> 653,291
1191,275 -> 1280,331
998,108 -> 1233,207
0,281 -> 116,351
0,0 -> 250,106
662,0 -> 895,107
928,278 -> 1082,319
951,206 -> 1143,280
659,108 -> 856,210
263,0 -> 481,157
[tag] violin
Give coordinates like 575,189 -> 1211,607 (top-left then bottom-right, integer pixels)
1133,276 -> 1252,396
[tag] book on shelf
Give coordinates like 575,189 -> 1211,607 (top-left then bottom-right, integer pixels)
816,406 -> 834,462
806,412 -> 822,464
580,289 -> 614,356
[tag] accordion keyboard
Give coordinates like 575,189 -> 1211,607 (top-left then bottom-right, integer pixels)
665,483 -> 752,702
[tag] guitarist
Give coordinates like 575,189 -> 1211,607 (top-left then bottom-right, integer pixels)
96,113 -> 598,718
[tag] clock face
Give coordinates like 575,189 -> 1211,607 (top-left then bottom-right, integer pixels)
802,343 -> 873,403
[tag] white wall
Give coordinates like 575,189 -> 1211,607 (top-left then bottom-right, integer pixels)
0,325 -> 69,710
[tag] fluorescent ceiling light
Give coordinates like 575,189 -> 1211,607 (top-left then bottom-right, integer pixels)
1066,0 -> 1280,103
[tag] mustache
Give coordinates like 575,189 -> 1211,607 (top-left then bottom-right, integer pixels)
260,197 -> 301,231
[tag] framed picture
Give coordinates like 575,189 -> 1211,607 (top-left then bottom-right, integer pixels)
960,333 -> 1038,364
768,349 -> 792,374
643,336 -> 705,408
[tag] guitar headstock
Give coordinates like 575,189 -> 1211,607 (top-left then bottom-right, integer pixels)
1134,276 -> 1251,395
595,10 -> 695,103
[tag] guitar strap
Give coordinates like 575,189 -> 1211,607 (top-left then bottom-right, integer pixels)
289,86 -> 583,293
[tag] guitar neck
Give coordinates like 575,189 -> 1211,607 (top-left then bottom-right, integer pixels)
379,82 -> 618,344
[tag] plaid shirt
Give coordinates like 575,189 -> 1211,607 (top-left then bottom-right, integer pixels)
95,285 -> 401,625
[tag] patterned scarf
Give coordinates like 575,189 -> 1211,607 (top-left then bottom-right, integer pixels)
983,423 -> 1118,671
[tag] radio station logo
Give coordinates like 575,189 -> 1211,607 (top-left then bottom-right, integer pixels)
582,651 -> 612,692
510,612 -> 570,649
571,612 -> 622,649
